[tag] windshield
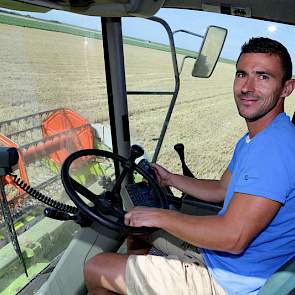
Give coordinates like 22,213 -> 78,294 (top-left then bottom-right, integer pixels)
0,7 -> 294,294
0,11 -> 110,294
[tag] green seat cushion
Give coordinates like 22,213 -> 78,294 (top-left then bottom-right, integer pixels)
258,257 -> 295,295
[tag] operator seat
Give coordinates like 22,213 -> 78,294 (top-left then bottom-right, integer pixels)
258,256 -> 295,295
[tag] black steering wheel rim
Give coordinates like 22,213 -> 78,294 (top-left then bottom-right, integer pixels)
61,148 -> 168,234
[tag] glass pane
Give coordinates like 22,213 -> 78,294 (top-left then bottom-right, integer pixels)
123,18 -> 175,160
0,11 -> 109,294
123,8 -> 295,183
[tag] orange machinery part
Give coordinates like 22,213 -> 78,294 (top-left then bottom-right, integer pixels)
41,108 -> 93,165
0,108 -> 94,205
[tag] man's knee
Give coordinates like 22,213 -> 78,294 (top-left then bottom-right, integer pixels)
84,253 -> 110,285
84,252 -> 129,294
85,253 -> 112,273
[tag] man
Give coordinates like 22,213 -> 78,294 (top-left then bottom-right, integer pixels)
84,37 -> 295,294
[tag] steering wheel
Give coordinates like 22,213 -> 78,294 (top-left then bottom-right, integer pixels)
61,145 -> 168,234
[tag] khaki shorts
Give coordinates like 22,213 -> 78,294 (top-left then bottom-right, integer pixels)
125,231 -> 227,295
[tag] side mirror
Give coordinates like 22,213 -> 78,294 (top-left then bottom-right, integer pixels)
192,26 -> 227,78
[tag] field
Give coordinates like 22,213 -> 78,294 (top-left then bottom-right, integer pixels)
1,21 -> 295,182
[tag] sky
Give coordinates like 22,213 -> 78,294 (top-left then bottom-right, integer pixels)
4,7 -> 295,66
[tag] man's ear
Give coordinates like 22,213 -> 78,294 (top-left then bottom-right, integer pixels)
281,79 -> 295,98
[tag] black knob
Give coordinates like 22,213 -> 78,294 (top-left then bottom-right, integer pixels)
174,143 -> 185,161
130,145 -> 144,162
174,143 -> 195,178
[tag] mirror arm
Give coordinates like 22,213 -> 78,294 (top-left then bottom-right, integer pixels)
172,29 -> 203,73
179,55 -> 195,75
173,29 -> 204,39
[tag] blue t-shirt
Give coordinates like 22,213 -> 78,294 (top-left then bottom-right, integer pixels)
203,112 -> 295,295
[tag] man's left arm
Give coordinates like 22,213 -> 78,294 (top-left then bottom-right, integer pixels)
124,193 -> 281,254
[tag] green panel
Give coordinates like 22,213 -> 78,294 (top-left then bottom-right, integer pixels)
0,218 -> 79,294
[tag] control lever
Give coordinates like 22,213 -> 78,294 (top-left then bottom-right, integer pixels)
174,143 -> 195,178
127,146 -> 182,209
112,144 -> 144,201
130,145 -> 144,163
174,144 -> 223,208
138,158 -> 181,208
44,208 -> 92,227
44,207 -> 74,221
138,159 -> 157,181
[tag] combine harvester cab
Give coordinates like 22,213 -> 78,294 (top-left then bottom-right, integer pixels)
0,1 -> 294,295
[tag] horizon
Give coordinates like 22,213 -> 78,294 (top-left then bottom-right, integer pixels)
1,7 -> 295,72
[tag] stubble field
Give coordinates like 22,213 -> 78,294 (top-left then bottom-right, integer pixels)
1,23 -> 295,182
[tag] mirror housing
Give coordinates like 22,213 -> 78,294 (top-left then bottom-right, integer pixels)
192,26 -> 227,78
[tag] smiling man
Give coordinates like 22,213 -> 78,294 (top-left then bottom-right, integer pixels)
234,38 -> 294,135
84,38 -> 295,295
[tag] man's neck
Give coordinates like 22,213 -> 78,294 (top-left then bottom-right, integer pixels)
247,105 -> 284,139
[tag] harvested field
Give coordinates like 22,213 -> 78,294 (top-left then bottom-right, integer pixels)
1,22 -> 295,183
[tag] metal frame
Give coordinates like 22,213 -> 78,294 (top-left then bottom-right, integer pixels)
101,17 -> 130,178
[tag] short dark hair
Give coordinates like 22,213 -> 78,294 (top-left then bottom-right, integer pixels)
237,37 -> 292,84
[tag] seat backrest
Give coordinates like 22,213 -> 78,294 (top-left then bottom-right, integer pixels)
258,257 -> 295,295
